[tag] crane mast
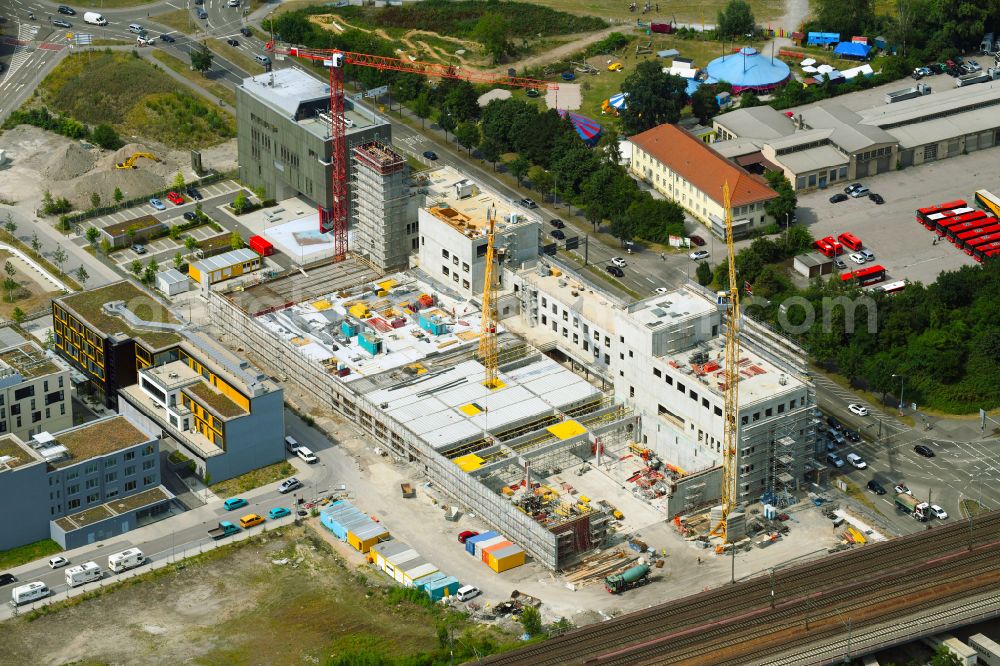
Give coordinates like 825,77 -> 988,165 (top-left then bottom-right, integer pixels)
478,206 -> 501,389
711,181 -> 741,541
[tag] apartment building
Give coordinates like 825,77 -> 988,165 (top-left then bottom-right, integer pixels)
0,326 -> 72,440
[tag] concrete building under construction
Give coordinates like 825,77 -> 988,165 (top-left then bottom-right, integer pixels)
351,141 -> 417,272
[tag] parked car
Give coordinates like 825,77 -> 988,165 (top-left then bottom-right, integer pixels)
197,9 -> 208,19
183,211 -> 197,221
149,198 -> 166,210
239,513 -> 265,529
688,234 -> 706,246
826,453 -> 845,468
826,415 -> 843,431
846,453 -> 867,469
550,229 -> 565,240
57,5 -> 76,15
136,36 -> 155,47
224,497 -> 249,511
849,253 -> 867,265
277,477 -> 302,494
48,556 -> 69,569
844,429 -> 861,443
51,18 -> 72,28
689,250 -> 710,261
227,38 -> 239,47
611,256 -> 627,267
422,150 -> 438,161
268,507 -> 291,520
133,244 -> 147,255
849,186 -> 870,198
914,444 -> 935,457
844,183 -> 863,195
869,193 -> 885,204
519,198 -> 538,209
549,218 -> 565,229
834,259 -> 847,270
930,505 -> 948,520
606,265 -> 624,277
296,446 -> 318,464
829,193 -> 848,204
867,480 -> 886,495
655,287 -> 669,294
160,33 -> 176,43
166,191 -> 184,205
0,573 -> 15,586
184,186 -> 201,200
457,530 -> 479,544
848,403 -> 869,417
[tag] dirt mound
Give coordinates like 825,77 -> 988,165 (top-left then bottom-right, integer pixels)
65,169 -> 165,209
100,142 -> 161,170
40,141 -> 97,181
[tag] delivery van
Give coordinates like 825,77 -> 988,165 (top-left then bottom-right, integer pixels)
83,12 -> 108,25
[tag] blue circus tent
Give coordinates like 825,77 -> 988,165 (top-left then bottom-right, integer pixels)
834,42 -> 871,60
609,92 -> 628,110
558,110 -> 602,146
704,47 -> 791,94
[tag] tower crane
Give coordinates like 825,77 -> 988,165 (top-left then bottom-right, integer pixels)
479,206 -> 502,389
264,42 -> 556,261
710,181 -> 741,542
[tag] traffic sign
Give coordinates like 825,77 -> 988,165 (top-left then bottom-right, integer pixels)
365,85 -> 389,98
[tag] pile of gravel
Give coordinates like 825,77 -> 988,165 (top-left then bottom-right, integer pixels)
40,141 -> 97,181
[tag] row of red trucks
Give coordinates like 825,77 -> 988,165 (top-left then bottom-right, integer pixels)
916,198 -> 1000,262
814,231 -> 864,257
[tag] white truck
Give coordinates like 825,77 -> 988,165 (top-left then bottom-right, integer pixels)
83,12 -> 108,26
108,548 -> 145,574
10,581 -> 50,606
65,561 -> 103,587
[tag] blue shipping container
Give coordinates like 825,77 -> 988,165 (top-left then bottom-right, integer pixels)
807,31 -> 840,46
426,576 -> 460,601
414,571 -> 447,592
465,531 -> 499,556
341,321 -> 357,338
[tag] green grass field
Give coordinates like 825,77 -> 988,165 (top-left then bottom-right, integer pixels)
152,8 -> 197,34
150,50 -> 237,106
527,0 -> 785,23
209,461 -> 296,498
37,51 -> 235,149
0,539 -> 62,570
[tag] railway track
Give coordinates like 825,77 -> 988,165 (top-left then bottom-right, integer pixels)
484,512 -> 1000,666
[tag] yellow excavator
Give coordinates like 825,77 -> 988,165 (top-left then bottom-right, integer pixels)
114,152 -> 159,170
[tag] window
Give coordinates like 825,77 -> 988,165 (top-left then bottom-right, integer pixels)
14,386 -> 34,401
442,265 -> 450,276
143,459 -> 155,471
10,404 -> 19,416
67,484 -> 80,495
125,465 -> 136,476
808,174 -> 817,187
124,451 -> 135,461
714,406 -> 723,416
105,471 -> 118,482
752,412 -> 760,422
462,280 -> 470,289
452,272 -> 459,282
125,480 -> 137,492
765,408 -> 773,417
441,249 -> 449,259
66,470 -> 78,480
452,255 -> 458,266
629,386 -> 635,398
677,382 -> 685,393
583,341 -> 589,351
106,488 -> 119,499
665,375 -> 673,386
86,492 -> 100,504
105,457 -> 117,468
476,244 -> 487,258
741,415 -> 748,425
628,350 -> 633,358
67,498 -> 81,510
143,475 -> 155,486
462,262 -> 469,272
86,477 -> 99,489
689,389 -> 697,401
702,398 -> 709,408
85,463 -> 98,475
143,445 -> 155,456
654,368 -> 662,378
541,315 -> 547,325
31,411 -> 41,423
778,404 -> 785,414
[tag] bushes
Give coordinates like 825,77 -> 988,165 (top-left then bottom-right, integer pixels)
2,107 -> 87,139
585,32 -> 629,56
90,123 -> 123,150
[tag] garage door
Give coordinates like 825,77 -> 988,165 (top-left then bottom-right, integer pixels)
876,156 -> 891,173
966,133 -> 979,152
900,149 -> 914,168
947,139 -> 961,157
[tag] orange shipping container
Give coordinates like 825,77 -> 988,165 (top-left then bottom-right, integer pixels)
481,540 -> 512,564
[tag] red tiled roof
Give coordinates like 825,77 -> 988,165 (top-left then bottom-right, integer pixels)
629,124 -> 778,208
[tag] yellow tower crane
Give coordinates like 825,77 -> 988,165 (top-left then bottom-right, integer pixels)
711,181 -> 741,542
478,206 -> 502,390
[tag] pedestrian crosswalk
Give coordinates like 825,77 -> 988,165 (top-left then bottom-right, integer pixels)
1,24 -> 40,83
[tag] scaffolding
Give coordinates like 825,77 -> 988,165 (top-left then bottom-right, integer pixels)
351,142 -> 410,272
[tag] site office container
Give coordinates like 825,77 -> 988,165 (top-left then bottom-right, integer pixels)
481,540 -> 513,564
465,531 -> 498,556
838,232 -> 863,251
248,235 -> 274,256
488,544 -> 526,573
474,536 -> 508,560
426,576 -> 460,601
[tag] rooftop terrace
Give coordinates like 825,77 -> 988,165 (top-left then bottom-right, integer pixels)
58,281 -> 181,350
49,416 -> 151,468
420,166 -> 539,238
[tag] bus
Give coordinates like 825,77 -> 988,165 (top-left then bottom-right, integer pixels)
974,240 -> 1000,262
869,280 -> 907,294
841,264 -> 886,286
955,223 -> 1000,247
974,189 -> 1000,218
940,210 -> 989,237
917,199 -> 967,227
963,231 -> 1000,254
926,207 -> 975,231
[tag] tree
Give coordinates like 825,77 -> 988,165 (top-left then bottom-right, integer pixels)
126,226 -> 137,247
520,605 -> 542,637
230,231 -> 243,250
173,172 -> 186,190
130,259 -> 143,277
52,244 -> 67,274
440,80 -> 480,123
75,265 -> 89,288
169,224 -> 183,240
41,190 -> 54,216
173,251 -> 184,270
3,261 -> 15,303
696,260 -> 714,286
3,213 -> 15,237
691,85 -> 721,125
473,13 -> 509,64
30,232 -> 41,254
185,236 -> 199,252
99,238 -> 111,256
508,155 -> 530,185
454,121 -> 480,155
232,192 -> 248,214
763,171 -> 798,227
717,0 -> 756,38
191,43 -> 213,75
11,307 -> 24,325
437,109 -> 457,140
143,259 -> 159,285
113,187 -> 124,203
412,91 -> 432,129
528,166 -> 554,200
814,0 -> 874,40
619,61 -> 688,134
90,124 -> 122,150
739,92 -> 762,108
90,192 -> 101,210
85,226 -> 100,246
478,137 -> 502,170
930,644 -> 964,666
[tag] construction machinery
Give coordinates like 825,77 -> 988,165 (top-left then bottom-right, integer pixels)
710,182 -> 741,542
114,152 -> 159,169
478,205 -> 502,389
605,563 -> 651,593
265,42 -> 556,261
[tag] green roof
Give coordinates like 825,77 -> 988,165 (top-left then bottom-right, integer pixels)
51,416 -> 151,468
58,281 -> 182,350
0,343 -> 60,378
0,436 -> 33,470
185,381 -> 246,419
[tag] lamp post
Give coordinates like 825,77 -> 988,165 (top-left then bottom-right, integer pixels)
892,373 -> 905,416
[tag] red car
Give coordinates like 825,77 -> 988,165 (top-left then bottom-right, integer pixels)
457,530 -> 479,544
166,191 -> 185,205
689,235 -> 706,247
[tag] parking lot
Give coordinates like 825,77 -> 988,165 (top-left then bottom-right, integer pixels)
795,148 -> 998,285
77,180 -> 244,270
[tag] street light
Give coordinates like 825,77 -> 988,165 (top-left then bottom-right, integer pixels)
892,373 -> 905,416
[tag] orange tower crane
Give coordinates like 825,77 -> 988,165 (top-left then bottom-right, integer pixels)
264,42 -> 556,261
478,205 -> 502,389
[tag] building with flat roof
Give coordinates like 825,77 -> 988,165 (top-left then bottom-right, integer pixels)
0,326 -> 72,440
629,123 -> 779,239
417,166 -> 541,299
0,418 -> 174,550
352,141 -> 419,272
52,281 -> 285,483
188,247 -> 261,291
236,68 -> 392,229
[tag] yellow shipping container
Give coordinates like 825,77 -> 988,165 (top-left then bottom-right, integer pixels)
489,547 -> 526,573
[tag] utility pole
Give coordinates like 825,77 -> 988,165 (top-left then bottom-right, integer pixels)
584,235 -> 589,265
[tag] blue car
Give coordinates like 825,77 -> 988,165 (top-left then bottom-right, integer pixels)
149,198 -> 166,210
224,497 -> 248,511
268,507 -> 291,520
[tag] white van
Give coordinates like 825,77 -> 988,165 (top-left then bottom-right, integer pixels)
284,435 -> 300,453
83,12 -> 108,26
456,585 -> 480,602
128,23 -> 144,34
11,581 -> 49,606
65,561 -> 103,587
296,446 -> 318,464
846,453 -> 868,469
108,548 -> 145,573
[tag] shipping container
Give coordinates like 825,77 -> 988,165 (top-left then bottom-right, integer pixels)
414,571 -> 447,592
475,536 -> 508,560
426,576 -> 460,601
401,560 -> 439,587
465,531 -> 499,555
488,544 -> 526,573
481,540 -> 513,564
320,500 -> 389,552
248,235 -> 274,256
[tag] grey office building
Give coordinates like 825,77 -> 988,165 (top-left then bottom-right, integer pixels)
236,68 -> 392,223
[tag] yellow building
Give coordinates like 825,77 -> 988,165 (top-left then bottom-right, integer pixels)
188,248 -> 261,288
